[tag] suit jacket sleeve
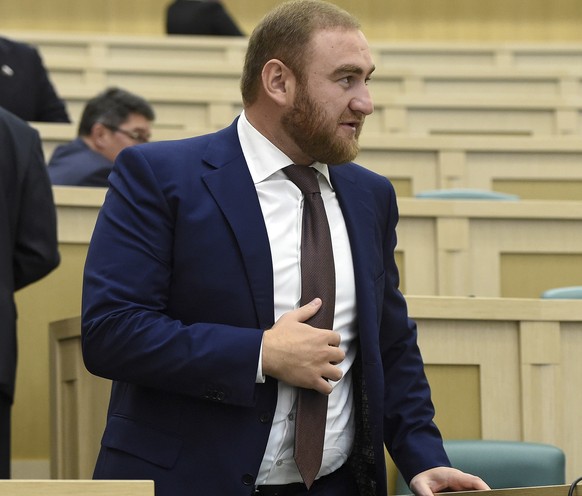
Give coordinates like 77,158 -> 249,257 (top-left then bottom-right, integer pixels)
379,181 -> 450,483
332,166 -> 449,486
30,46 -> 70,123
81,143 -> 264,407
12,122 -> 60,290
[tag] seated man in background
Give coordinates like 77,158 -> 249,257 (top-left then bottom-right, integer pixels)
48,87 -> 155,187
166,0 -> 244,36
0,35 -> 70,122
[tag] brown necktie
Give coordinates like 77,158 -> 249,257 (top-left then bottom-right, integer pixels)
283,164 -> 336,489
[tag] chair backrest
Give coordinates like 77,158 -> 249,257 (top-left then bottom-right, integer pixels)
394,440 -> 566,494
415,188 -> 519,200
540,286 -> 582,299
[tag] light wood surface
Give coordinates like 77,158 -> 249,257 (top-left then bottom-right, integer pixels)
34,124 -> 582,201
0,480 -> 153,495
396,198 -> 582,298
4,0 -> 582,41
49,317 -> 111,479
7,30 -> 582,70
49,296 -> 582,486
32,83 -> 582,136
7,32 -> 582,100
47,187 -> 582,298
448,486 -> 573,496
6,32 -> 582,135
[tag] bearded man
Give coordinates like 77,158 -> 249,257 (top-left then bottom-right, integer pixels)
81,1 -> 490,495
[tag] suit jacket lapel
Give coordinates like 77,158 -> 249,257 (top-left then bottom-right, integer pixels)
200,122 -> 275,330
330,165 -> 380,346
198,127 -> 382,336
330,165 -> 379,306
331,165 -> 381,495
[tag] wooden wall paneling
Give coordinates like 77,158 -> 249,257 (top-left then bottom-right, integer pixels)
519,321 -> 562,443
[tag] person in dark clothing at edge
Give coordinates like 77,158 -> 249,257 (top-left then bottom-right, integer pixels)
166,0 -> 244,36
0,35 -> 70,122
0,107 -> 60,478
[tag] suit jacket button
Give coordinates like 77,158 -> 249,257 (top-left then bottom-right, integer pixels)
242,473 -> 255,486
259,412 -> 271,423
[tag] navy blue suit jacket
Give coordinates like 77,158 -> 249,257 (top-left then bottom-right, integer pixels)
82,119 -> 449,495
48,137 -> 112,187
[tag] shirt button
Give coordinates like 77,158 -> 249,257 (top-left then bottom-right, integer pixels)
276,460 -> 283,467
287,413 -> 295,421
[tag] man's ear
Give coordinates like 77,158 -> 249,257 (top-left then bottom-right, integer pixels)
87,122 -> 112,152
261,59 -> 295,107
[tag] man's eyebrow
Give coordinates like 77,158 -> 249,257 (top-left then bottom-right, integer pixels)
332,64 -> 376,77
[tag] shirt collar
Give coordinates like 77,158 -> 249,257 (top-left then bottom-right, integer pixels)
237,111 -> 332,188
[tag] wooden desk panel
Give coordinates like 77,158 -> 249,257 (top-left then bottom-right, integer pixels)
0,480 -> 153,495
396,199 -> 582,297
49,297 -> 582,483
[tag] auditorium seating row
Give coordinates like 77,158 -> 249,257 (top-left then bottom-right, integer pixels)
48,296 -> 582,484
45,188 -> 582,485
51,186 -> 582,299
17,42 -> 582,101
49,84 -> 582,137
8,30 -> 582,135
13,31 -> 582,485
9,30 -> 582,74
34,123 -> 582,202
35,63 -> 582,101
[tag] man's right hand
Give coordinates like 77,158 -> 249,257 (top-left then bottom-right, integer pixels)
261,298 -> 345,395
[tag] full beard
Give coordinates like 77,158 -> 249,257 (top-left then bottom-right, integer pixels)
281,87 -> 363,165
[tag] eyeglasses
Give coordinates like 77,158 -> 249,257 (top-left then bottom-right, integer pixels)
103,124 -> 150,144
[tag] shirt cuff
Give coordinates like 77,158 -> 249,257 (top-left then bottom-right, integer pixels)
256,337 -> 266,383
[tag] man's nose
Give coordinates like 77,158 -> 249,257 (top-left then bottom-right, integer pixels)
350,86 -> 374,116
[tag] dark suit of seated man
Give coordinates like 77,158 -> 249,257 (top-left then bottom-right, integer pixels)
166,0 -> 244,36
48,87 -> 154,187
0,36 -> 70,122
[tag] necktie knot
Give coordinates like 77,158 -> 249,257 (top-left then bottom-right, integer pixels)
283,164 -> 320,195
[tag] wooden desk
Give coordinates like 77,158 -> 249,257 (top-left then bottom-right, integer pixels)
0,480 -> 153,495
49,296 -> 582,483
396,198 -> 582,297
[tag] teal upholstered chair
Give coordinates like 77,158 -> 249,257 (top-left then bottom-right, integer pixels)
540,286 -> 582,299
415,188 -> 519,200
394,440 -> 566,494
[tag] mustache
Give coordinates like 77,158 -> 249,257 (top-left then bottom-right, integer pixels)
340,112 -> 365,127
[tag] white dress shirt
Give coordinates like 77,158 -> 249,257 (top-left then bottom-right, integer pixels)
237,112 -> 358,485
